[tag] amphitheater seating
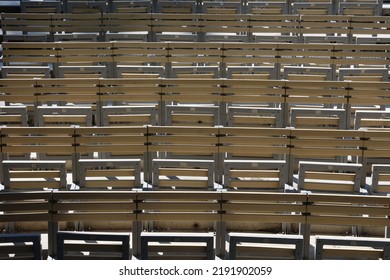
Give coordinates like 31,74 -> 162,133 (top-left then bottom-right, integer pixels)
1,0 -> 390,262
296,161 -> 365,194
1,160 -> 67,191
137,190 -> 221,259
36,106 -> 93,127
76,158 -> 142,190
222,191 -> 307,259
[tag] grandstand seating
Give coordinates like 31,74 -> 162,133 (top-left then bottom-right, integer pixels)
1,0 -> 390,261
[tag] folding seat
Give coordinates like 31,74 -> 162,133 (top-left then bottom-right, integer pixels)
21,0 -> 62,13
101,105 -> 158,126
303,193 -> 390,259
226,66 -> 278,79
338,0 -> 382,16
222,159 -> 291,192
151,159 -> 216,191
338,68 -> 389,82
116,65 -> 165,78
54,33 -> 99,42
1,160 -> 68,191
222,192 -> 306,259
165,104 -> 220,127
246,1 -> 289,15
35,106 -> 94,127
51,191 -> 137,258
0,106 -> 29,127
103,13 -> 151,42
298,14 -> 351,44
289,108 -> 348,129
354,110 -> 390,130
58,65 -> 107,79
138,191 -> 219,259
202,1 -> 243,14
56,232 -> 131,260
283,66 -> 333,81
226,107 -> 283,128
291,1 -> 333,15
0,13 -> 53,42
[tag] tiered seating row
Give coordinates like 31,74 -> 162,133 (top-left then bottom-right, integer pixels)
1,125 -> 390,192
2,13 -> 390,43
1,78 -> 389,128
2,42 -> 390,79
1,190 -> 389,259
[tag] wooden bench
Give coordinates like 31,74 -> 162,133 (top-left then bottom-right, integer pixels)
221,191 -> 307,259
1,66 -> 51,79
56,231 -> 131,260
1,127 -> 76,161
137,190 -> 221,259
350,16 -> 390,42
101,105 -> 158,126
0,233 -> 42,260
302,192 -> 390,259
289,128 -> 365,177
165,104 -> 220,127
226,107 -> 283,128
289,108 -> 347,129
